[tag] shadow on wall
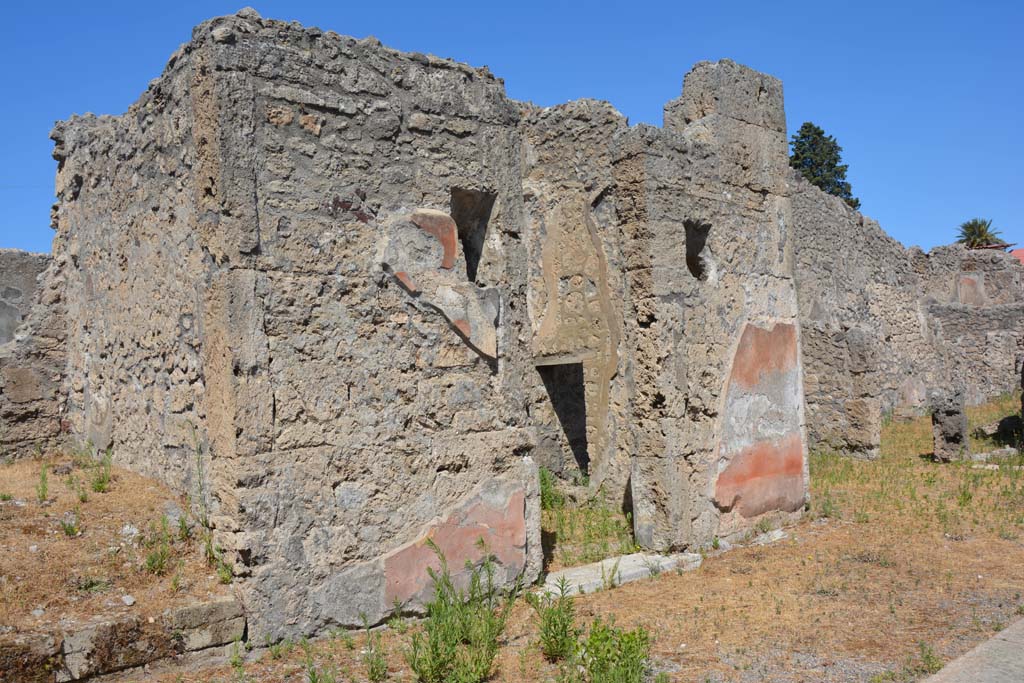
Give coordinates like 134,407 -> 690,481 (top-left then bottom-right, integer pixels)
685,219 -> 712,281
536,362 -> 590,474
450,188 -> 496,284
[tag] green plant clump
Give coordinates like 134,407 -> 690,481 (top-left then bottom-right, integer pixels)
540,466 -> 565,511
567,616 -> 651,683
404,539 -> 520,683
527,576 -> 580,661
362,615 -> 389,682
36,463 -> 48,503
90,448 -> 113,493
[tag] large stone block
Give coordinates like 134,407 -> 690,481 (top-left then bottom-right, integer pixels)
930,388 -> 969,462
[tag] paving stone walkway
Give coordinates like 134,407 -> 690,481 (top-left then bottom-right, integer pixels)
924,618 -> 1024,682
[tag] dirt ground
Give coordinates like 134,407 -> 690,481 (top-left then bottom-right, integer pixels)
0,452 -> 228,634
141,393 -> 1024,683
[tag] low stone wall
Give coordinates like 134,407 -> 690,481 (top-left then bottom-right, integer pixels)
0,596 -> 244,682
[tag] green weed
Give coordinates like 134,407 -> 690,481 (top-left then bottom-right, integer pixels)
540,466 -> 565,511
362,615 -> 388,682
90,448 -> 113,493
526,576 -> 580,661
59,508 -> 81,537
570,616 -> 651,683
36,462 -> 48,502
404,538 -> 521,683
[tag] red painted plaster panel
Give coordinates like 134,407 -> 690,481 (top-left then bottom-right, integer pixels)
411,209 -> 458,270
729,322 -> 798,389
714,432 -> 804,517
384,489 -> 526,606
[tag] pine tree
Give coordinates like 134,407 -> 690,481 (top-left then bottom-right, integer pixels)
789,122 -> 860,210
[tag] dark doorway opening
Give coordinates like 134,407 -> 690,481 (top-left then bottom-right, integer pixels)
450,188 -> 496,283
536,362 -> 590,474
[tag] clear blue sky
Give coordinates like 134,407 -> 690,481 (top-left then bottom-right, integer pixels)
2,0 -> 1020,253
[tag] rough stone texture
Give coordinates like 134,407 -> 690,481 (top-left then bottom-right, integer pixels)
0,252 -> 68,459
628,61 -> 808,550
930,388 -> 969,462
3,12 -> 818,640
0,632 -> 61,683
0,596 -> 243,682
0,249 -> 50,345
792,173 -> 1024,458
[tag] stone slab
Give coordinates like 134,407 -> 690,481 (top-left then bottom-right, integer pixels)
923,618 -> 1024,683
540,552 -> 702,597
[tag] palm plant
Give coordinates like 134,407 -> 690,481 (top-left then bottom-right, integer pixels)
957,218 -> 1005,248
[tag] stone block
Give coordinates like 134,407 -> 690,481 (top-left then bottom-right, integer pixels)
930,388 -> 969,462
0,632 -> 61,683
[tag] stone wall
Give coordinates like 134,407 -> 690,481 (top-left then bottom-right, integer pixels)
2,10 -> 814,641
792,173 -> 1024,458
627,61 -> 807,549
0,249 -> 50,345
0,249 -> 67,459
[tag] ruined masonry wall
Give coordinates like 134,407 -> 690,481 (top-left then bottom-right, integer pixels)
792,173 -> 1024,458
193,12 -> 544,638
627,62 -> 807,550
0,249 -> 50,345
3,9 -> 816,641
0,251 -> 66,458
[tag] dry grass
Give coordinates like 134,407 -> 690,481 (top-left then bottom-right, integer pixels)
147,393 -> 1024,682
0,452 -> 226,632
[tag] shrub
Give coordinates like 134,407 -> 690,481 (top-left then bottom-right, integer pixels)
526,576 -> 579,661
404,539 -> 521,683
569,617 -> 651,683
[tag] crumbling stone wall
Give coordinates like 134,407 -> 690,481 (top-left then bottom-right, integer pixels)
36,10 -> 547,641
3,10 -> 813,641
626,62 -> 808,548
0,249 -> 50,345
520,100 -> 631,498
792,173 -> 1024,458
0,253 -> 67,458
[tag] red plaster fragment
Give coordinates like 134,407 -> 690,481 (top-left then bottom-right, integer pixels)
729,322 -> 797,389
714,432 -> 805,518
411,209 -> 458,270
384,490 -> 526,606
394,271 -> 417,293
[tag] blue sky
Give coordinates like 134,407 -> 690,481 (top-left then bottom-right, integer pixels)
2,0 -> 1020,253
